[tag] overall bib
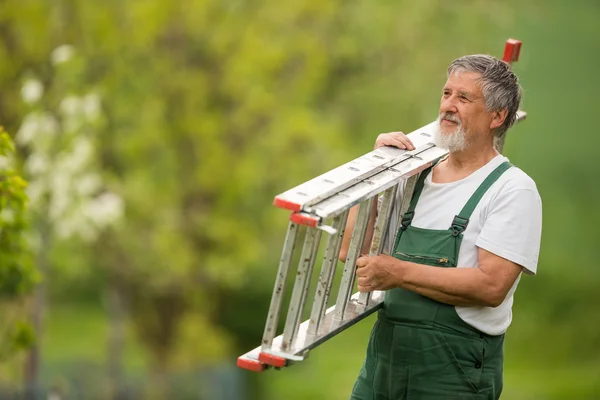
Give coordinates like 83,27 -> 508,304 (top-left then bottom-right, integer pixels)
350,161 -> 512,400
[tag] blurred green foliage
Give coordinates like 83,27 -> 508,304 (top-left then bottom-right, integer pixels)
0,0 -> 598,398
0,127 -> 35,360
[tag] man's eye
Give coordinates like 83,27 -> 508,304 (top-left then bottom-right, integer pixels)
459,95 -> 468,101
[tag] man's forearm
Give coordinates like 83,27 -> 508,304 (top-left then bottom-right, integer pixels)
396,260 -> 501,307
339,200 -> 378,261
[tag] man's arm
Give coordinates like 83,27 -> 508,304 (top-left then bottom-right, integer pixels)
355,248 -> 523,307
339,131 -> 414,261
338,201 -> 377,262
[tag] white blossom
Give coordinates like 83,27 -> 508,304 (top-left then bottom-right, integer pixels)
82,93 -> 101,122
0,208 -> 15,224
84,192 -> 124,227
21,79 -> 44,104
48,174 -> 70,221
51,44 -> 75,65
49,193 -> 70,222
20,82 -> 124,244
49,172 -> 69,196
75,173 -> 102,196
59,95 -> 82,117
70,136 -> 94,170
26,181 -> 46,207
54,137 -> 93,175
25,153 -> 49,176
0,155 -> 13,169
16,112 -> 59,146
60,96 -> 86,133
54,192 -> 123,242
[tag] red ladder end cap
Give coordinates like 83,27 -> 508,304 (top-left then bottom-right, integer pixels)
258,352 -> 288,368
290,212 -> 319,227
273,196 -> 302,212
237,356 -> 267,372
503,38 -> 522,64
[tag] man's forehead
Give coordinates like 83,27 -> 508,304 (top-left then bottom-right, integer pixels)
444,71 -> 483,93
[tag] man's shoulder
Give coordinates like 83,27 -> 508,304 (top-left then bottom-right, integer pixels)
498,162 -> 539,194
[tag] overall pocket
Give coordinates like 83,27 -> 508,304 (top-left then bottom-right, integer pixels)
393,225 -> 462,267
434,331 -> 485,393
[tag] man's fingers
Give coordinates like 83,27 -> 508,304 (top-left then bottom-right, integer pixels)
374,132 -> 415,150
357,284 -> 374,293
392,136 -> 415,151
356,265 -> 369,277
389,133 -> 415,150
356,256 -> 368,268
357,276 -> 371,286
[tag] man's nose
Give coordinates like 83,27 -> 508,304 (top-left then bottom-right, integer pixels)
440,95 -> 458,114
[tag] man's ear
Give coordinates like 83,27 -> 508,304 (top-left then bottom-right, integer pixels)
490,109 -> 508,130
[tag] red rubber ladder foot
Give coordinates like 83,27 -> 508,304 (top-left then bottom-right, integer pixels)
273,196 -> 302,212
290,212 -> 319,227
503,38 -> 522,64
237,356 -> 267,372
258,352 -> 288,368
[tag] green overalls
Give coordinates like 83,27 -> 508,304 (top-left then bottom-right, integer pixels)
350,161 -> 512,400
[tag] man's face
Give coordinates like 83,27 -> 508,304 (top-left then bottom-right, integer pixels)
435,71 -> 492,152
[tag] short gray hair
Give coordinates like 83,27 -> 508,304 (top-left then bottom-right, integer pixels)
447,54 -> 522,138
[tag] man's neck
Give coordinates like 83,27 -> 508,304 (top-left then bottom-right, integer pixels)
446,146 -> 499,172
433,143 -> 499,183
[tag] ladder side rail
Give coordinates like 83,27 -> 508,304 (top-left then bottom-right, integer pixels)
333,198 -> 375,321
310,148 -> 447,220
357,184 -> 398,306
280,227 -> 321,350
261,221 -> 300,349
273,123 -> 439,212
307,210 -> 349,335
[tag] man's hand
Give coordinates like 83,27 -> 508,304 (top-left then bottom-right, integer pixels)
355,255 -> 405,292
374,131 -> 415,151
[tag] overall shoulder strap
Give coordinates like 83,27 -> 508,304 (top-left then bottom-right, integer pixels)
400,166 -> 433,230
450,161 -> 513,235
407,167 -> 433,213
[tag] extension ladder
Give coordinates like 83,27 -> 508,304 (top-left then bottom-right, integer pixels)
237,39 -> 524,372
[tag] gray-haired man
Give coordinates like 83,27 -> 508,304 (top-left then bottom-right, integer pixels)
341,55 -> 542,399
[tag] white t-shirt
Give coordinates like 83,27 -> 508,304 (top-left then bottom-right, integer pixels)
382,154 -> 542,335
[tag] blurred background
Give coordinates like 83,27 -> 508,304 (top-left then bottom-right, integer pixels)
0,0 -> 599,399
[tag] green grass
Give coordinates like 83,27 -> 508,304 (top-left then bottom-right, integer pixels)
43,302 -> 148,377
36,305 -> 600,399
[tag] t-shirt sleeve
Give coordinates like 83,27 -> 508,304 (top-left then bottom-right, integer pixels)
475,188 -> 542,275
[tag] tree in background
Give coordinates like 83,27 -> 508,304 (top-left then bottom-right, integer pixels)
0,126 -> 35,374
15,45 -> 123,397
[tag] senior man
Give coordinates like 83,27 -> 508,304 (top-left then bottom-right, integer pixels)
340,54 -> 542,400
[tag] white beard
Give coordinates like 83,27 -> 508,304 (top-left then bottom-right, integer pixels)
434,114 -> 468,152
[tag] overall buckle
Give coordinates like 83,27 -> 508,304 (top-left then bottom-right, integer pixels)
400,211 -> 415,231
451,216 -> 469,236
